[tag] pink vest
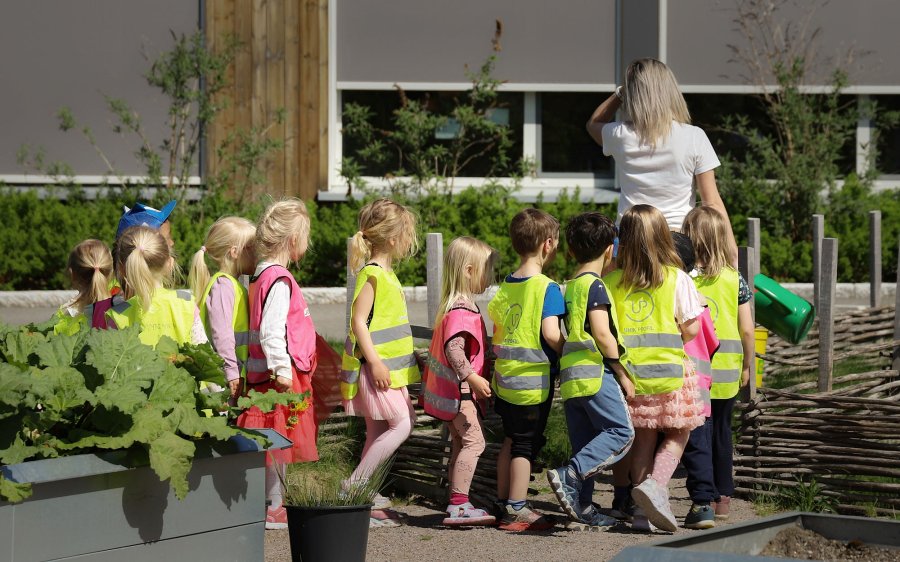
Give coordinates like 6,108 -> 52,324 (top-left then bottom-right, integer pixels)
247,265 -> 317,385
684,307 -> 719,416
421,307 -> 487,421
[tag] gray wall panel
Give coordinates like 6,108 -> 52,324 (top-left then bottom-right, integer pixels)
667,0 -> 900,87
337,0 -> 616,87
0,1 -> 199,177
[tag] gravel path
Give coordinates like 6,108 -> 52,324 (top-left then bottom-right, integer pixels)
264,475 -> 760,561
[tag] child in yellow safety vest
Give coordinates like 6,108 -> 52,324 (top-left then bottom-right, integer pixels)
420,236 -> 499,527
489,208 -> 565,532
106,226 -> 207,348
341,198 -> 420,529
682,206 -> 755,521
546,213 -> 635,531
603,204 -> 706,532
189,217 -> 257,405
52,239 -> 113,335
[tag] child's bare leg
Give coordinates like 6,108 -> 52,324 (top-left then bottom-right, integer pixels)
612,450 -> 632,487
630,428 -> 659,485
508,457 -> 531,502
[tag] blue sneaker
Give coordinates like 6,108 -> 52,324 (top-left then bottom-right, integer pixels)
580,504 -> 619,528
547,466 -> 582,521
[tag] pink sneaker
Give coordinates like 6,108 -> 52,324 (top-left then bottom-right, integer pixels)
265,505 -> 288,530
443,502 -> 496,526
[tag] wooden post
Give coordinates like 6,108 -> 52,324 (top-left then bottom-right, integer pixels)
738,246 -> 757,402
870,210 -> 882,308
812,214 -> 824,310
345,237 -> 356,330
893,237 -> 900,373
426,233 -> 444,328
747,218 -> 761,274
818,238 -> 838,393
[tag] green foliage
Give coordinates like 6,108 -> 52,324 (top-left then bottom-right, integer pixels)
536,403 -> 571,469
776,476 -> 837,513
0,322 -> 303,502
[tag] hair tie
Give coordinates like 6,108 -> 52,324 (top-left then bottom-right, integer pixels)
201,245 -> 207,253
135,245 -> 145,252
93,266 -> 101,272
357,231 -> 367,240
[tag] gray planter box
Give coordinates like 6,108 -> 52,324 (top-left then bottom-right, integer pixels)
612,511 -> 900,562
0,429 -> 289,562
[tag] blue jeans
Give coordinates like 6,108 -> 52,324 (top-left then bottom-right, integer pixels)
564,370 -> 635,506
711,396 -> 737,498
683,417 -> 716,503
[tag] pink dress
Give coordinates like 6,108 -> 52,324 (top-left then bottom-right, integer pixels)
628,269 -> 707,430
344,363 -> 416,421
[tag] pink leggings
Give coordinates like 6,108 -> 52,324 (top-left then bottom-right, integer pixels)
448,400 -> 486,500
349,410 -> 414,484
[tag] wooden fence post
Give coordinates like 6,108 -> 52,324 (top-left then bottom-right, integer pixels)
747,217 -> 761,275
893,237 -> 900,373
870,210 -> 882,308
426,233 -> 443,328
818,238 -> 838,392
345,237 -> 356,330
812,214 -> 824,309
738,246 -> 757,402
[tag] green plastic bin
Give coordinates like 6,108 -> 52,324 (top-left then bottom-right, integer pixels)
753,274 -> 816,345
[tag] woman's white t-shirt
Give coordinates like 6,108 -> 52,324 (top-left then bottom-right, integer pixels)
602,121 -> 720,230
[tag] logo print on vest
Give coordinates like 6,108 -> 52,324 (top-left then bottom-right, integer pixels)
624,290 -> 655,323
503,304 -> 523,335
706,296 -> 720,323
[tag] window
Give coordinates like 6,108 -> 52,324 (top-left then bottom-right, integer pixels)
873,95 -> 900,175
341,90 -> 523,178
539,92 -> 612,175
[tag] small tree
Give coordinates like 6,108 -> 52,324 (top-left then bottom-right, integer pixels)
339,22 -> 533,199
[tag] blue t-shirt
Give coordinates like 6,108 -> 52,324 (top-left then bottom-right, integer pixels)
505,274 -> 566,371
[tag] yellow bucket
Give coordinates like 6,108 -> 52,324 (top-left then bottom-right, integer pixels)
754,327 -> 768,387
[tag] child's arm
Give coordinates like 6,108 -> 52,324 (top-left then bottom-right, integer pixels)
679,317 -> 700,344
541,316 -> 564,356
588,306 -> 635,399
445,333 -> 491,400
541,283 -> 566,355
737,301 -> 755,387
206,278 -> 243,399
350,278 -> 391,391
259,280 -> 293,392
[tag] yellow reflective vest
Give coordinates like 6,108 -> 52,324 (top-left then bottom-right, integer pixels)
341,265 -> 419,400
560,273 -> 625,400
603,267 -> 685,395
693,268 -> 743,399
488,274 -> 553,406
107,288 -> 195,347
198,272 -> 250,378
52,307 -> 86,336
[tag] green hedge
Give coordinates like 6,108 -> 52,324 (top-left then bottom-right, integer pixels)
2,183 -> 897,291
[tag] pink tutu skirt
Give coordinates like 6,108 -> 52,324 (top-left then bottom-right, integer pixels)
343,362 -> 416,421
628,360 -> 705,430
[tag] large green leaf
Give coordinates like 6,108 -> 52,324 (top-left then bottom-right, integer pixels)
2,330 -> 46,366
28,367 -> 93,417
92,383 -> 148,416
148,364 -> 198,411
0,363 -> 32,410
84,326 -> 163,386
174,342 -> 226,386
35,329 -> 86,368
171,403 -> 239,442
0,474 -> 32,503
236,389 -> 308,412
147,432 -> 196,500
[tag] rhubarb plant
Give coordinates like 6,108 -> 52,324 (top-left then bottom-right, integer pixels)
0,322 -> 305,502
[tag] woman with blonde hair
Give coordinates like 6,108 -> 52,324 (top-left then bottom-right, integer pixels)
106,226 -> 206,347
189,217 -> 257,403
52,239 -> 114,335
421,236 -> 499,526
587,58 -> 737,261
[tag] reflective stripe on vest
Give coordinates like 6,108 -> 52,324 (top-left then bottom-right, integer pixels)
340,265 -> 419,400
106,288 -> 195,347
420,306 -> 487,421
693,268 -> 743,399
560,274 -> 610,400
488,274 -> 552,406
603,267 -> 685,395
199,272 -> 250,378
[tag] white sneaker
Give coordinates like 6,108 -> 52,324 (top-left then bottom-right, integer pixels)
631,507 -> 655,532
372,493 -> 392,510
631,478 -> 677,532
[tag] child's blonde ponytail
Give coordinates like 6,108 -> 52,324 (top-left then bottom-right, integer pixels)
114,226 -> 172,311
188,247 -> 211,300
348,230 -> 372,271
67,239 -> 113,311
350,199 -> 418,271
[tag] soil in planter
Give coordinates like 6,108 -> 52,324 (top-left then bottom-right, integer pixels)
759,526 -> 899,561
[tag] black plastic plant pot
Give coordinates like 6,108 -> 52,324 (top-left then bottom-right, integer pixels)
286,503 -> 374,562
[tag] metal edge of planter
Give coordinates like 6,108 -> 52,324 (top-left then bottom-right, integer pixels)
0,428 -> 291,486
610,512 -> 900,562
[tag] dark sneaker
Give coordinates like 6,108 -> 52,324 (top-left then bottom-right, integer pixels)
610,494 -> 635,521
547,467 -> 582,521
498,504 -> 554,532
631,478 -> 677,532
580,504 -> 619,528
684,503 -> 716,530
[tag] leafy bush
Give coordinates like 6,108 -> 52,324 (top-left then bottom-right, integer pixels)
0,320 -> 301,502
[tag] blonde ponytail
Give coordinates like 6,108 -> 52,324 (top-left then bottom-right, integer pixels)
348,230 -> 372,272
114,226 -> 171,311
67,239 -> 113,312
257,199 -> 310,262
188,248 -> 211,300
